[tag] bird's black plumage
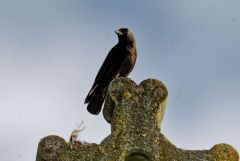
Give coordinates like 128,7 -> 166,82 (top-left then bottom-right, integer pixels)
85,28 -> 137,115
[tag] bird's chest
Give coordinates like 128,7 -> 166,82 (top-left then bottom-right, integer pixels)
124,46 -> 136,63
117,46 -> 136,77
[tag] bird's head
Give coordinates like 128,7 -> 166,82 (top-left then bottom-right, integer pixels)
115,28 -> 135,45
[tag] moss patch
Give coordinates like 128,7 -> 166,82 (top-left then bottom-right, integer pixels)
36,78 -> 239,161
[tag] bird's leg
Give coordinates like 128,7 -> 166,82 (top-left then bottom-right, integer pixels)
111,73 -> 120,81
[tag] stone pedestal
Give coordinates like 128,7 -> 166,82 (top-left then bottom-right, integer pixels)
36,78 -> 239,161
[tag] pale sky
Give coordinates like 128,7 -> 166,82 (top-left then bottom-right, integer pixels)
0,1 -> 239,161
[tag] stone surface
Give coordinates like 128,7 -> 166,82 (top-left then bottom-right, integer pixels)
36,78 -> 239,161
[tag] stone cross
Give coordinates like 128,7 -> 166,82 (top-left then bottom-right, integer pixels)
36,78 -> 239,161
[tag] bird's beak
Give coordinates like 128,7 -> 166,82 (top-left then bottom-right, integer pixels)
115,29 -> 123,35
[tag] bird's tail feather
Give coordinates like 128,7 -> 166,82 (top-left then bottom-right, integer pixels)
86,84 -> 107,115
85,82 -> 97,104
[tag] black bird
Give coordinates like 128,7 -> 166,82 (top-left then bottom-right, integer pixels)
85,28 -> 137,115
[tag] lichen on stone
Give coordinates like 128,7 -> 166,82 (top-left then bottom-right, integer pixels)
36,78 -> 239,161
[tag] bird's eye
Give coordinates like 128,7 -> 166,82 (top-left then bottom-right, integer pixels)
122,29 -> 128,34
118,28 -> 128,35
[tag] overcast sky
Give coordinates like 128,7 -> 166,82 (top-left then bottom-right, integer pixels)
0,1 -> 240,161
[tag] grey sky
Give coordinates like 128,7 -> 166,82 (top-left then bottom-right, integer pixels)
0,1 -> 239,160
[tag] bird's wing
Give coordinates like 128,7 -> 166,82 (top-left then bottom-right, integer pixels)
85,45 -> 122,104
95,45 -> 123,82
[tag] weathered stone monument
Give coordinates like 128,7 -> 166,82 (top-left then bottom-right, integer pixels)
36,78 -> 239,161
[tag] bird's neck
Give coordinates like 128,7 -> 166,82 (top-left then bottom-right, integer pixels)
118,39 -> 135,48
